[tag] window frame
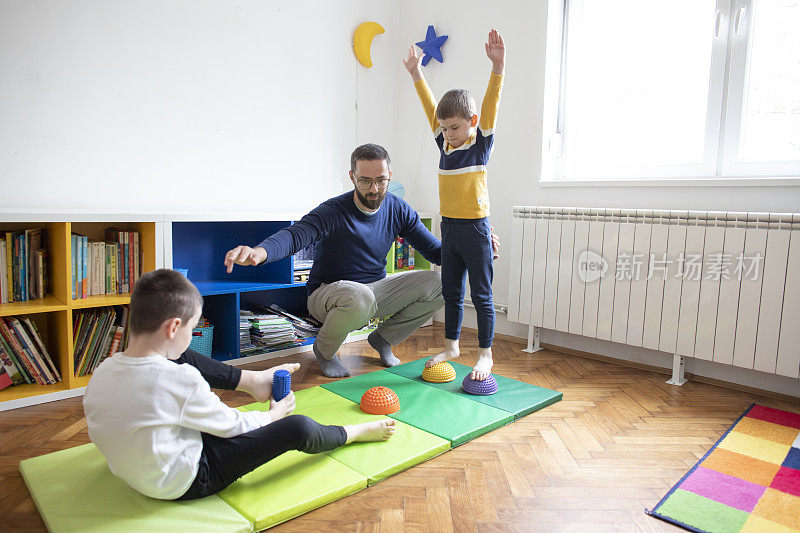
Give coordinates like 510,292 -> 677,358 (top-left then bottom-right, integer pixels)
540,0 -> 800,184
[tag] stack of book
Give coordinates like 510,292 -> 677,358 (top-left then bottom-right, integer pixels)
71,228 -> 140,299
0,228 -> 48,304
0,315 -> 62,387
249,315 -> 297,350
257,303 -> 320,340
239,310 -> 255,352
73,306 -> 130,377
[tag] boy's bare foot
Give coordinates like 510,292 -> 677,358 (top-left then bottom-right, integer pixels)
268,391 -> 296,421
425,338 -> 460,368
344,419 -> 396,444
470,349 -> 493,381
238,363 -> 301,402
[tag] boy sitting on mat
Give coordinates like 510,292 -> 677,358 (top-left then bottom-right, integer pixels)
83,269 -> 395,500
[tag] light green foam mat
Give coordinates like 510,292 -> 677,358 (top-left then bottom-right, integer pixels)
241,386 -> 451,484
386,358 -> 563,418
321,370 -> 514,447
19,443 -> 254,533
217,448 -> 366,531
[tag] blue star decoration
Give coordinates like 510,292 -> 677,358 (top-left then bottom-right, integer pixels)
416,25 -> 448,66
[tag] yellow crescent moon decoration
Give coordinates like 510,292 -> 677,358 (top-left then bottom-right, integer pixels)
353,21 -> 385,68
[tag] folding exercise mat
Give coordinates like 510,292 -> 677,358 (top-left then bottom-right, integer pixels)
21,364 -> 561,531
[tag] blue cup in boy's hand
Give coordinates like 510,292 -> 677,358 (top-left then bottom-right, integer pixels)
272,370 -> 291,402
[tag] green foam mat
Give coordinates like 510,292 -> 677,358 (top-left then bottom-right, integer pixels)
321,370 -> 513,447
217,449 -> 366,531
386,358 -> 563,418
241,387 -> 451,484
19,443 -> 254,533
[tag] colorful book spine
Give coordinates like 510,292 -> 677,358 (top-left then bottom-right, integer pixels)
5,232 -> 13,303
132,231 -> 140,289
110,244 -> 118,294
0,240 -> 6,304
71,234 -> 77,299
123,231 -> 129,293
20,233 -> 27,302
36,249 -> 47,299
81,235 -> 88,299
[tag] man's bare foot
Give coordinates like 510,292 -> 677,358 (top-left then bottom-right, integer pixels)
344,419 -> 396,443
238,363 -> 301,402
425,338 -> 460,368
470,350 -> 493,381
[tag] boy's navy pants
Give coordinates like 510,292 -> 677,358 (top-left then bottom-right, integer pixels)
441,217 -> 495,348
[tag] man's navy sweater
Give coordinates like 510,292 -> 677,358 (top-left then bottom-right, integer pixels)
257,191 -> 441,294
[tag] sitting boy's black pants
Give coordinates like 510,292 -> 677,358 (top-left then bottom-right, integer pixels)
173,349 -> 347,500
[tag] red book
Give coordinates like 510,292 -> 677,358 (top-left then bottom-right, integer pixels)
0,368 -> 12,391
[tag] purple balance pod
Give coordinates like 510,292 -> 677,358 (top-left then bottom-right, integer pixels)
272,369 -> 291,402
461,374 -> 499,395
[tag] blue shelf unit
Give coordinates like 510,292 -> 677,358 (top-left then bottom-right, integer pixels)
171,221 -> 314,362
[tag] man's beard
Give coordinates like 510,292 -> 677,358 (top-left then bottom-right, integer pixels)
355,188 -> 386,210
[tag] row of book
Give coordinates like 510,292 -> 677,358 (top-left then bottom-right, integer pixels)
0,315 -> 62,389
73,306 -> 130,377
0,228 -> 47,304
72,229 -> 140,299
394,237 -> 416,269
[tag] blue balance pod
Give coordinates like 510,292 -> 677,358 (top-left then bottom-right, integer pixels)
272,370 -> 292,402
461,374 -> 498,396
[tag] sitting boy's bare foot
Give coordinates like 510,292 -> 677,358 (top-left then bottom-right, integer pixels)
425,339 -> 460,368
268,391 -> 296,421
239,363 -> 301,403
344,419 -> 396,443
470,351 -> 493,381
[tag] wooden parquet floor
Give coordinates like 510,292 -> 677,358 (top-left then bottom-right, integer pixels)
1,324 -> 799,532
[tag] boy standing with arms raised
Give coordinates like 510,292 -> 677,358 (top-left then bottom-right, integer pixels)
404,29 -> 505,381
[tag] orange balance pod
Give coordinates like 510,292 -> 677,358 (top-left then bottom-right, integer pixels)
360,386 -> 400,415
421,361 -> 456,383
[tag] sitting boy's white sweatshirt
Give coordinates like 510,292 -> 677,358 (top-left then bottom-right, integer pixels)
83,353 -> 271,499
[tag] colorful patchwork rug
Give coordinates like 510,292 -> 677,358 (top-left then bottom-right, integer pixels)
648,404 -> 800,532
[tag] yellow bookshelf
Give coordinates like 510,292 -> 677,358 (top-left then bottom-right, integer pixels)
0,218 -> 158,409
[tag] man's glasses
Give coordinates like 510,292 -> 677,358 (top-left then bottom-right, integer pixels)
354,177 -> 390,190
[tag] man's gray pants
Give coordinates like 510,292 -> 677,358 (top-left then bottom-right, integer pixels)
306,270 -> 443,359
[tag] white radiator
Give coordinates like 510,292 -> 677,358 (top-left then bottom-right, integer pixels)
507,207 -> 800,382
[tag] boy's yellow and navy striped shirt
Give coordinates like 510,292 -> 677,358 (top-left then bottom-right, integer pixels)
414,72 -> 503,219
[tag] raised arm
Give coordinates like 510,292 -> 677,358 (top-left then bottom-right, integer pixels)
480,29 -> 505,134
404,46 -> 440,133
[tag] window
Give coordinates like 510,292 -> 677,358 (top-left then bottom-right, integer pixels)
548,0 -> 800,181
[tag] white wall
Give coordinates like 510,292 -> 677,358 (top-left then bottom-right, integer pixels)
2,0 -> 797,393
0,0 -> 397,213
